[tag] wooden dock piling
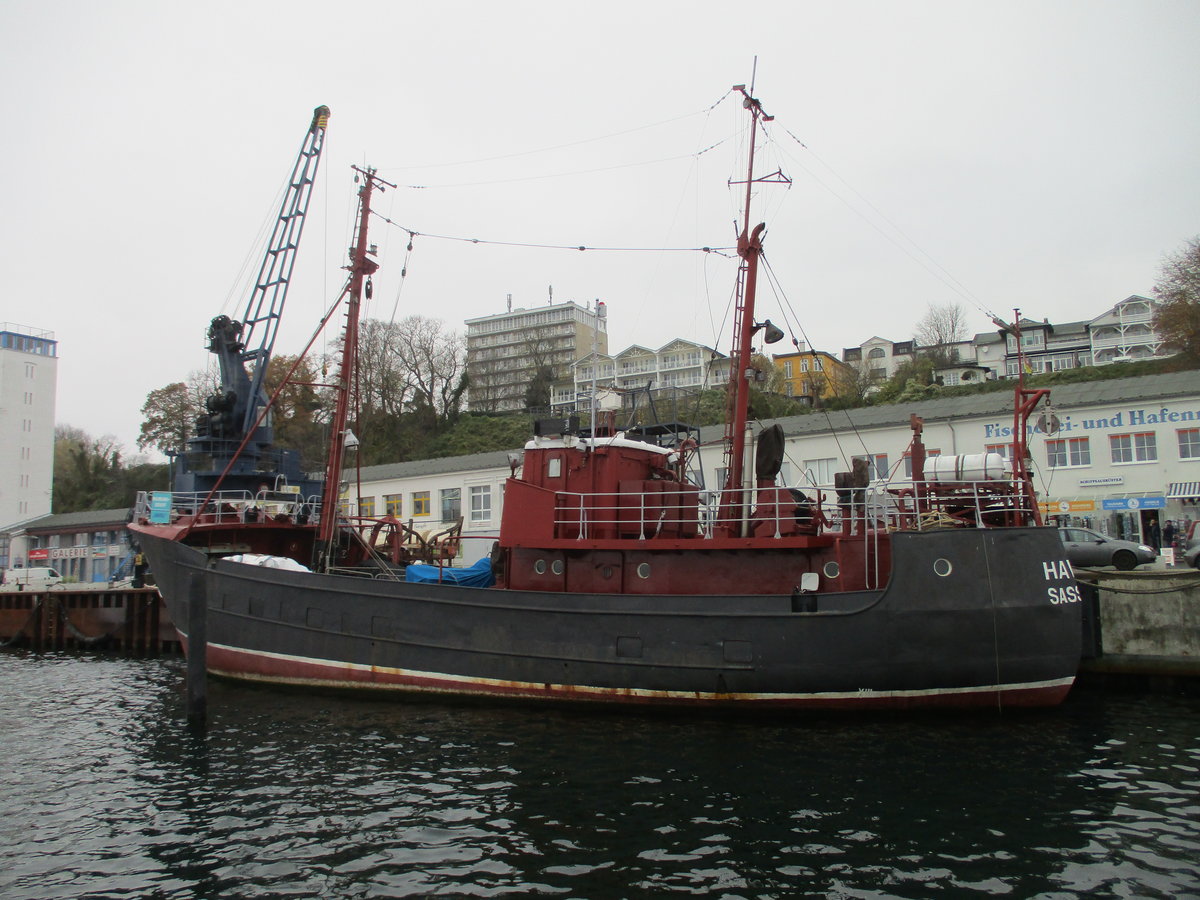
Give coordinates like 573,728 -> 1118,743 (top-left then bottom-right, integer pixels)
186,573 -> 207,726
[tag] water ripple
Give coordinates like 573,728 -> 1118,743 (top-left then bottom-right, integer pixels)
2,653 -> 1200,898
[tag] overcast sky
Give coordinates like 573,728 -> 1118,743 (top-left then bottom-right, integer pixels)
3,0 -> 1197,459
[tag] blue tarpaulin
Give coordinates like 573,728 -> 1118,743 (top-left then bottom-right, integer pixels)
405,556 -> 495,587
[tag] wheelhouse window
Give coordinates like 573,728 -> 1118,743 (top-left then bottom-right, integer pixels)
1046,437 -> 1091,468
1110,432 -> 1157,464
1179,428 -> 1200,460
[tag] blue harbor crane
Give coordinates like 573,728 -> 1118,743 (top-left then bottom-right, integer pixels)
171,106 -> 330,499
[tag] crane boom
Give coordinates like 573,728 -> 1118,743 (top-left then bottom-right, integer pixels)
174,106 -> 330,497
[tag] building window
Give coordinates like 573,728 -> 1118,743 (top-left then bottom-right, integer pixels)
358,496 -> 376,517
384,494 -> 402,517
441,488 -> 462,521
800,358 -> 809,372
412,492 -> 431,516
985,443 -> 1011,459
868,347 -> 886,360
469,485 -> 492,523
1046,437 -> 1091,468
783,361 -> 793,378
854,453 -> 889,481
1110,432 -> 1157,464
902,449 -> 940,478
1179,428 -> 1200,460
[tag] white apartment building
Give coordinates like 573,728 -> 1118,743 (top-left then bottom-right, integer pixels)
1089,295 -> 1166,365
465,298 -> 608,412
0,324 -> 57,538
841,337 -> 915,381
550,339 -> 730,415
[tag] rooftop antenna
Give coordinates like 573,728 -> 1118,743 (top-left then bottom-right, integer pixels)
548,284 -> 553,304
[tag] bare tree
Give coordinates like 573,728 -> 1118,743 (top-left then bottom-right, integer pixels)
915,302 -> 969,349
388,315 -> 468,422
914,301 -> 970,368
836,356 -> 884,404
1153,236 -> 1200,361
356,319 -> 416,419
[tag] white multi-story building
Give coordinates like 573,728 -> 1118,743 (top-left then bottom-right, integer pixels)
465,298 -> 608,412
1089,295 -> 1166,365
841,337 -> 915,382
550,339 -> 730,416
0,324 -> 57,537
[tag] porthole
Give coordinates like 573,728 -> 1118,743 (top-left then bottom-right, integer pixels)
823,561 -> 840,579
551,559 -> 564,576
533,559 -> 547,575
934,558 -> 953,577
636,563 -> 652,579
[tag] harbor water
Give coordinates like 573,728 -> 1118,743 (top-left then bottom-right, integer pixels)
1,653 -> 1198,899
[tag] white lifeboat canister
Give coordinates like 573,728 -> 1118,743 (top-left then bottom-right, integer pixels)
924,452 -> 1009,484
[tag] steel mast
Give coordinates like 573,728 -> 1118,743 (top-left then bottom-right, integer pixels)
315,166 -> 394,569
718,85 -> 789,534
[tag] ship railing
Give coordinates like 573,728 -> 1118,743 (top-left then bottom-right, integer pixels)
553,486 -> 710,540
133,490 -> 323,526
546,475 -> 1039,542
832,476 -> 1041,532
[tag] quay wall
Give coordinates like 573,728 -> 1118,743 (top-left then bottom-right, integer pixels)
0,587 -> 178,654
1078,569 -> 1200,686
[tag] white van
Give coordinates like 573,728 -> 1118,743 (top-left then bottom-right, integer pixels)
1,566 -> 64,591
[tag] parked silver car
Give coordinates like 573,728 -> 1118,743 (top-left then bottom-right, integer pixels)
1058,527 -> 1156,571
1183,521 -> 1200,569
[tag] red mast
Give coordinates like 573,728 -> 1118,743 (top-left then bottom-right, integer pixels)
719,85 -> 789,534
995,308 -> 1050,527
316,166 -> 394,566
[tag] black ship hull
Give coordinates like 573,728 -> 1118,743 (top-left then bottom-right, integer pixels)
133,525 -> 1081,710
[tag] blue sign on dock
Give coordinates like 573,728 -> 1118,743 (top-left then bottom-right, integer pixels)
1101,497 -> 1165,510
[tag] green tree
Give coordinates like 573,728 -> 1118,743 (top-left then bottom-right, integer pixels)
1153,236 -> 1200,362
265,354 -> 326,470
137,382 -> 192,455
524,364 -> 555,411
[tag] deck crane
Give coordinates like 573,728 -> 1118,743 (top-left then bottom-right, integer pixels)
172,105 -> 330,497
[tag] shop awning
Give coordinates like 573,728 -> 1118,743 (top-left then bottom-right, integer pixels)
1166,482 -> 1200,500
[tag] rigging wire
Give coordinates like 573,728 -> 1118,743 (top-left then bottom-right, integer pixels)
380,90 -> 736,173
394,138 -> 735,190
369,211 -> 734,255
759,252 -> 874,469
770,124 -> 1002,324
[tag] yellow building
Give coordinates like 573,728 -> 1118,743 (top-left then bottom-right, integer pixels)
772,348 -> 854,406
